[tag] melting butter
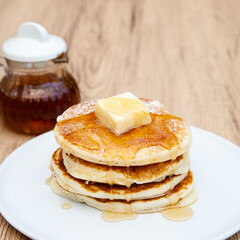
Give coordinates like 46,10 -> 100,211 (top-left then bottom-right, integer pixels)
161,206 -> 193,222
95,92 -> 151,135
101,211 -> 138,223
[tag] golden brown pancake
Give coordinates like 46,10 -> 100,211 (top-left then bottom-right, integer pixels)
54,99 -> 192,166
51,148 -> 189,200
50,171 -> 196,213
62,149 -> 190,186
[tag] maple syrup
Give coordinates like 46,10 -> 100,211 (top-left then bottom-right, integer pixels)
61,202 -> 72,210
161,206 -> 194,222
57,112 -> 181,160
0,61 -> 80,134
45,176 -> 52,185
101,211 -> 137,223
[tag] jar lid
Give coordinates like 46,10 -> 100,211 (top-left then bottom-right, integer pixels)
2,22 -> 67,62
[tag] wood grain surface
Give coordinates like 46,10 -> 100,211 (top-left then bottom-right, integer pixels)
0,0 -> 239,239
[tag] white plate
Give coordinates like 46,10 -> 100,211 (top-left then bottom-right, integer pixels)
0,127 -> 240,240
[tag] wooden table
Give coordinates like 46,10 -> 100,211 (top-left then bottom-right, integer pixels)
0,0 -> 239,239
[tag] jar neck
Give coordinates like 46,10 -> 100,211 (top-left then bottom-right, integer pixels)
6,59 -> 66,75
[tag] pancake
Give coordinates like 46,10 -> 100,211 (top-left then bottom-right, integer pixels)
51,148 -> 189,200
50,171 -> 197,213
54,99 -> 192,166
62,149 -> 190,186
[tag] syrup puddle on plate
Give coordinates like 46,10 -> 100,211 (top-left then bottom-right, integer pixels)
61,202 -> 72,210
45,177 -> 51,186
161,206 -> 194,222
101,211 -> 138,223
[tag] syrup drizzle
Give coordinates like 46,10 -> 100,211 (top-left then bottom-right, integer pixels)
161,206 -> 194,222
125,167 -> 132,202
61,202 -> 72,210
101,211 -> 138,223
56,113 -> 181,160
45,176 -> 52,185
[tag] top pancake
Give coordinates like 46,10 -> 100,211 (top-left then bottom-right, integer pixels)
54,99 -> 192,166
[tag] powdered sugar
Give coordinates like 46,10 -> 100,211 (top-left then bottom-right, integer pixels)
58,99 -> 97,122
165,118 -> 190,140
141,99 -> 168,115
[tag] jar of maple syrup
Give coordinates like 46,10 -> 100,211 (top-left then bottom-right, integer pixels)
0,22 -> 80,134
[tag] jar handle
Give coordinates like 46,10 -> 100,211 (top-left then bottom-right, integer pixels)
53,52 -> 69,64
0,56 -> 7,75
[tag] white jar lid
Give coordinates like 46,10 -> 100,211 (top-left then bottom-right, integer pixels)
2,22 -> 67,62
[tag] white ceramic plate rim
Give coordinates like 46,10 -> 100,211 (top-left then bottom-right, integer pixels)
0,131 -> 53,240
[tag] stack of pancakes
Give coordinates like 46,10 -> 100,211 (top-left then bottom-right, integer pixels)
49,98 -> 197,213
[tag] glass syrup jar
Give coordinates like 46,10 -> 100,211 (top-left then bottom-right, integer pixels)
0,22 -> 80,134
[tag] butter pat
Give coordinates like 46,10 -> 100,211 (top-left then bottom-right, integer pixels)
95,92 -> 152,135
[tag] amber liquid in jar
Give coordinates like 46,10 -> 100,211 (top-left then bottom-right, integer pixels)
0,62 -> 80,134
